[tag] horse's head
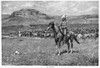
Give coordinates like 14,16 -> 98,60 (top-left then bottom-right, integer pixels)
47,21 -> 55,30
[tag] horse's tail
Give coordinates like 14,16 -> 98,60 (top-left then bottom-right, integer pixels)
73,34 -> 80,44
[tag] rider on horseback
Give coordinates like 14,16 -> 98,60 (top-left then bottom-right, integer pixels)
60,14 -> 69,35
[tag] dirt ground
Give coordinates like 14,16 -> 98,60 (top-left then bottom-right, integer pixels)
2,37 -> 98,66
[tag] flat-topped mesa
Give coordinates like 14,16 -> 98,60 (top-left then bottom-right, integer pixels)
10,8 -> 49,18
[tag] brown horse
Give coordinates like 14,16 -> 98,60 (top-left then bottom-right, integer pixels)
47,21 -> 80,51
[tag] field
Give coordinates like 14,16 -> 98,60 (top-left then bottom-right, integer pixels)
2,37 -> 98,65
2,12 -> 99,66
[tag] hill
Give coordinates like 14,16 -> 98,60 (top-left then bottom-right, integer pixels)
2,8 -> 98,27
2,14 -> 10,20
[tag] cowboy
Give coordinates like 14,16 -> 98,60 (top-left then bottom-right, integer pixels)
60,14 -> 69,35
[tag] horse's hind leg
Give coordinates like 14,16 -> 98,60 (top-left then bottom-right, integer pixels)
65,37 -> 70,51
68,42 -> 71,53
66,41 -> 71,53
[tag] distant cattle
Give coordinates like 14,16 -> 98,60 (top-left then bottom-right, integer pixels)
77,34 -> 83,38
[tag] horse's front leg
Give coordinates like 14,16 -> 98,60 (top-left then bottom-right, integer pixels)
55,38 -> 59,46
59,35 -> 65,48
58,38 -> 61,48
67,43 -> 70,50
70,39 -> 73,49
65,37 -> 71,53
54,37 -> 61,55
66,41 -> 71,53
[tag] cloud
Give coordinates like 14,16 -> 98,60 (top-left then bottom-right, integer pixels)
21,3 -> 33,7
2,1 -> 98,15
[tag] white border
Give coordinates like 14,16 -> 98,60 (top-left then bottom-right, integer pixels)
0,0 -> 99,1
0,0 -> 99,68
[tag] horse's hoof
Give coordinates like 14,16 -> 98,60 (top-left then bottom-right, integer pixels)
58,52 -> 61,56
59,52 -> 63,55
54,51 -> 60,55
58,53 -> 60,56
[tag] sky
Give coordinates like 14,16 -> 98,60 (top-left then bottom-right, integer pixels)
2,1 -> 99,16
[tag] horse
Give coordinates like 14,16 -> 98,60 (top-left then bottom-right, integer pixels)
47,22 -> 65,48
47,21 -> 80,52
